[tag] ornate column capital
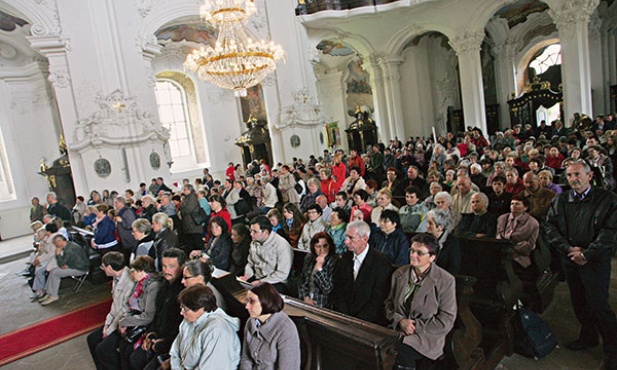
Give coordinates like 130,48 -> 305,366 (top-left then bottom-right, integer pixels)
549,0 -> 600,30
449,31 -> 485,57
493,40 -> 519,60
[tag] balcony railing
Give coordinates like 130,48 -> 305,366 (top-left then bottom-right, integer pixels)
295,0 -> 400,16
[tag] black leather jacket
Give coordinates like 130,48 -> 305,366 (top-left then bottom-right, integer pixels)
546,186 -> 617,263
153,228 -> 179,269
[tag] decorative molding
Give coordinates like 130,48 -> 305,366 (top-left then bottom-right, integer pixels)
134,0 -> 155,18
278,88 -> 326,130
48,68 -> 71,89
549,0 -> 600,30
449,31 -> 485,56
589,12 -> 602,40
72,89 -> 170,150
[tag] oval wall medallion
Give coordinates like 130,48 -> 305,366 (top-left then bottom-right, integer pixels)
94,158 -> 111,178
290,134 -> 301,148
150,152 -> 161,170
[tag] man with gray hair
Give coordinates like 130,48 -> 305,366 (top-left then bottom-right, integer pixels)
455,192 -> 497,238
39,234 -> 89,305
46,192 -> 71,222
331,220 -> 393,325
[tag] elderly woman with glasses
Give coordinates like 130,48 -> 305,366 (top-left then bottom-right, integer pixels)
385,233 -> 457,370
170,285 -> 241,370
181,259 -> 226,311
298,232 -> 338,308
426,209 -> 461,275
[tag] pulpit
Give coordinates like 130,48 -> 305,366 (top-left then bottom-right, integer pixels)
507,77 -> 563,128
38,138 -> 76,209
345,108 -> 378,153
235,117 -> 273,167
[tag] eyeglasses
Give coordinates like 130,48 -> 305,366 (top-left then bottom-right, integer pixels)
180,305 -> 189,314
410,249 -> 430,256
129,268 -> 136,274
249,229 -> 262,234
314,243 -> 329,249
183,275 -> 198,280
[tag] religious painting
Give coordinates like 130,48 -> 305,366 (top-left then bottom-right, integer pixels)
316,40 -> 355,56
240,84 -> 267,122
345,58 -> 373,117
495,0 -> 549,28
155,23 -> 218,45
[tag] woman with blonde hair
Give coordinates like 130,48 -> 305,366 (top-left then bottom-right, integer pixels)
151,212 -> 179,270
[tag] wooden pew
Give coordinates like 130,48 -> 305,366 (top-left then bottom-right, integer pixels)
213,273 -> 399,370
458,237 -> 523,368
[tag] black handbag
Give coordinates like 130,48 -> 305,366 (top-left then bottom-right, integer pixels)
123,325 -> 148,343
234,199 -> 251,216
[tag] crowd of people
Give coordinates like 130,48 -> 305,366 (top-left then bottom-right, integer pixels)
18,113 -> 617,369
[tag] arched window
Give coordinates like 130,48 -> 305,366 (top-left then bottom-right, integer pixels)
529,44 -> 561,75
154,73 -> 208,172
0,129 -> 15,201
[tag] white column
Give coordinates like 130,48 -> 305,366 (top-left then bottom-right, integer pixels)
588,12 -> 606,115
378,56 -> 406,140
449,31 -> 488,134
549,0 -> 599,124
493,41 -> 518,128
27,35 -> 89,194
316,70 -> 348,151
366,56 -> 392,142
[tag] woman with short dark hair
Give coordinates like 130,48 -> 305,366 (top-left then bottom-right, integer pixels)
170,285 -> 241,370
203,216 -> 233,271
298,232 -> 337,308
240,282 -> 301,370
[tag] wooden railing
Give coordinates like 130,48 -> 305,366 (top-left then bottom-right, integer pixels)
295,0 -> 400,16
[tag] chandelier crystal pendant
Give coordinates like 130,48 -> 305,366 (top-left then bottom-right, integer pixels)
184,0 -> 286,97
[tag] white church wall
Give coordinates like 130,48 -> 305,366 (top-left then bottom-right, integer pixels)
400,42 -> 435,138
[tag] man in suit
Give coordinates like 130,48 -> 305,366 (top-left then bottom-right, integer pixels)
331,220 -> 393,326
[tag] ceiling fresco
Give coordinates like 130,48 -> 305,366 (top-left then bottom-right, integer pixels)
495,0 -> 549,28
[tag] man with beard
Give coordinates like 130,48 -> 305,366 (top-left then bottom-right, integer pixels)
125,248 -> 186,370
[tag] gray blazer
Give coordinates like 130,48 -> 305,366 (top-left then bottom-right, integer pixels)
385,264 -> 457,360
118,276 -> 162,328
104,268 -> 136,333
239,311 -> 301,370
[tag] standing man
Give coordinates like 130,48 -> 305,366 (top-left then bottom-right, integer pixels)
331,221 -> 393,326
87,252 -> 135,370
114,197 -> 137,262
546,160 -> 617,369
179,184 -> 203,253
241,216 -> 293,294
30,197 -> 45,222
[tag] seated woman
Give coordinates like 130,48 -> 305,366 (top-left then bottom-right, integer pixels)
385,233 -> 457,370
538,169 -> 563,195
101,256 -> 161,370
399,186 -> 428,234
30,223 -> 59,301
350,189 -> 373,223
267,208 -> 289,241
433,191 -> 460,233
131,218 -> 155,261
208,194 -> 232,231
370,188 -> 400,226
282,203 -> 305,249
496,194 -> 540,275
326,207 -> 348,255
297,204 -> 328,251
171,285 -> 241,370
229,224 -> 251,277
298,232 -> 338,308
182,259 -> 226,316
202,216 -> 233,271
152,212 -> 180,270
240,282 -> 301,370
90,204 -> 119,254
426,209 -> 461,276
370,210 -> 410,266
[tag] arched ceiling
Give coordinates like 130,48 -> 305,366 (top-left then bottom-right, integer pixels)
154,16 -> 217,46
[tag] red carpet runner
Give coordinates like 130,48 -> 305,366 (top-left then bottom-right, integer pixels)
0,299 -> 111,366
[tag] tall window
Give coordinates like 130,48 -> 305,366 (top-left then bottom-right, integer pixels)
155,80 -> 193,159
154,74 -> 208,171
0,129 -> 15,201
529,44 -> 561,75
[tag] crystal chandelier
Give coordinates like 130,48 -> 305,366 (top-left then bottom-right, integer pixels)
184,0 -> 286,97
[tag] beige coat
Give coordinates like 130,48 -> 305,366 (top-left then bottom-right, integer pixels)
279,172 -> 300,204
385,264 -> 457,360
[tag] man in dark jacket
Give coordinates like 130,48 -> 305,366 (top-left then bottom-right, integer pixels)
179,184 -> 203,253
115,197 -> 137,262
546,161 -> 617,369
331,221 -> 393,326
128,248 -> 185,370
39,235 -> 89,305
46,192 -> 71,222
